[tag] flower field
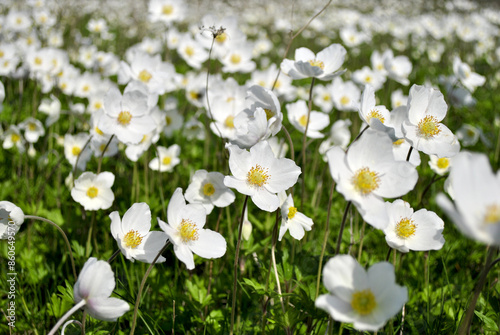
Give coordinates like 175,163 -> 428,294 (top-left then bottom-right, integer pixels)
1,0 -> 500,334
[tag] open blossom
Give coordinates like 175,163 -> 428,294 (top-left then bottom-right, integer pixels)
158,188 -> 226,270
71,172 -> 115,211
453,56 -> 485,92
286,100 -> 329,138
315,255 -> 407,332
0,201 -> 24,239
278,193 -> 313,241
383,199 -> 445,253
437,152 -> 500,245
149,144 -> 180,172
402,84 -> 460,157
224,140 -> 301,212
110,203 -> 168,263
280,43 -> 346,81
185,170 -> 235,215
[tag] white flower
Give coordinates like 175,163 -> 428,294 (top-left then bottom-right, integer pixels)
456,123 -> 480,147
110,203 -> 168,263
383,199 -> 445,253
224,140 -> 301,212
383,50 -> 412,86
0,201 -> 24,239
64,133 -> 92,171
278,193 -> 313,241
286,100 -> 329,139
315,255 -> 407,332
185,170 -> 235,215
71,172 -> 115,211
73,257 -> 130,321
428,155 -> 451,175
149,144 -> 180,172
453,56 -> 485,92
158,188 -> 226,270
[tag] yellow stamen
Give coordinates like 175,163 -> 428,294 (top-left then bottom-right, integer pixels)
264,108 -> 275,121
308,59 -> 325,70
393,139 -> 405,146
224,115 -> 235,128
351,289 -> 377,315
436,157 -> 449,170
395,217 -> 417,239
216,32 -> 227,43
230,54 -> 241,65
28,123 -> 37,131
86,186 -> 98,198
95,126 -> 104,136
247,164 -> 270,187
298,115 -> 308,127
484,205 -> 500,224
178,219 -> 199,243
185,46 -> 195,57
165,116 -> 172,125
418,115 -> 441,138
367,109 -> 385,124
138,69 -> 152,83
288,207 -> 297,219
162,5 -> 173,15
34,57 -> 42,65
203,183 -> 215,196
352,167 -> 380,195
72,146 -> 81,156
118,111 -> 132,125
94,102 -> 102,110
365,75 -> 372,83
162,156 -> 172,165
123,230 -> 143,248
340,95 -> 350,105
11,134 -> 20,143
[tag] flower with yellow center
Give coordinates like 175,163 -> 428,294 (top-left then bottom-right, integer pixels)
351,167 -> 380,195
117,111 -> 132,126
278,193 -> 313,241
185,170 -> 235,215
162,4 -> 173,15
383,199 -> 444,253
110,202 -> 168,263
286,100 -> 329,138
158,188 -> 227,270
71,172 -> 115,211
138,70 -> 152,83
149,144 -> 180,172
417,115 -> 441,138
230,54 -> 241,65
316,254 -> 408,332
247,164 -> 270,187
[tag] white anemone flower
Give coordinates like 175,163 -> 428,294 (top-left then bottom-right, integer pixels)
383,199 -> 445,253
315,255 -> 407,332
286,100 -> 329,138
0,201 -> 24,239
110,203 -> 168,263
158,188 -> 226,270
428,155 -> 451,175
224,140 -> 301,212
453,56 -> 485,92
280,43 -> 346,81
71,172 -> 115,211
383,50 -> 412,86
278,193 -> 313,241
149,144 -> 180,172
185,170 -> 235,215
437,152 -> 500,245
402,84 -> 460,158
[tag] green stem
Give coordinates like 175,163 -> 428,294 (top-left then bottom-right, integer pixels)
96,134 -> 114,174
107,249 -> 121,263
335,201 -> 352,256
24,215 -> 77,281
230,195 -> 249,335
129,241 -> 171,335
300,77 -> 316,211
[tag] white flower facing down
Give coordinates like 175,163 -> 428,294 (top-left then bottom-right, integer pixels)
0,201 -> 24,239
315,255 -> 407,332
326,129 -> 418,229
110,203 -> 168,263
185,170 -> 236,215
278,193 -> 313,241
383,199 -> 445,253
402,84 -> 460,158
224,140 -> 301,212
437,152 -> 500,246
281,43 -> 346,81
158,188 -> 226,270
73,257 -> 130,321
71,172 -> 115,211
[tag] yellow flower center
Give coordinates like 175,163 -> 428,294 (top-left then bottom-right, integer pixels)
395,217 -> 417,239
351,289 -> 377,315
298,115 -> 308,127
264,108 -> 275,121
308,59 -> 325,70
224,115 -> 235,128
165,116 -> 172,125
288,207 -> 297,219
189,91 -> 200,100
185,46 -> 195,57
178,219 -> 199,243
86,186 -> 98,198
323,94 -> 331,101
393,139 -> 405,146
365,75 -> 372,83
138,69 -> 152,83
162,4 -> 173,15
95,126 -> 104,136
203,183 -> 215,196
11,134 -> 20,143
367,109 -> 385,124
216,32 -> 227,43
162,156 -> 172,165
0,51 -> 4,58
436,157 -> 450,169
82,84 -> 90,92
28,123 -> 37,131
484,204 -> 500,225
123,230 -> 143,249
72,146 -> 81,156
94,102 -> 102,110
418,115 -> 441,138
247,164 -> 270,187
118,111 -> 132,125
34,57 -> 42,65
230,54 -> 241,65
140,135 -> 147,144
352,167 -> 380,195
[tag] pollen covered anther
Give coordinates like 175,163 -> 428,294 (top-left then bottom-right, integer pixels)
367,109 -> 385,124
351,289 -> 377,315
118,111 -> 132,125
178,219 -> 199,243
352,167 -> 380,195
395,217 -> 417,239
418,115 -> 441,138
288,206 -> 298,219
123,230 -> 143,249
247,164 -> 270,187
87,186 -> 98,199
203,183 -> 215,196
308,59 -> 325,70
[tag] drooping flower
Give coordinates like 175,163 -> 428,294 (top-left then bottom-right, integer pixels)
185,170 -> 235,215
402,84 -> 460,157
71,172 -> 115,211
453,56 -> 485,92
437,152 -> 500,245
0,201 -> 24,239
73,257 -> 130,321
278,193 -> 313,241
383,199 -> 445,253
224,140 -> 301,212
280,43 -> 346,81
158,188 -> 226,270
315,255 -> 407,332
110,203 -> 168,263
